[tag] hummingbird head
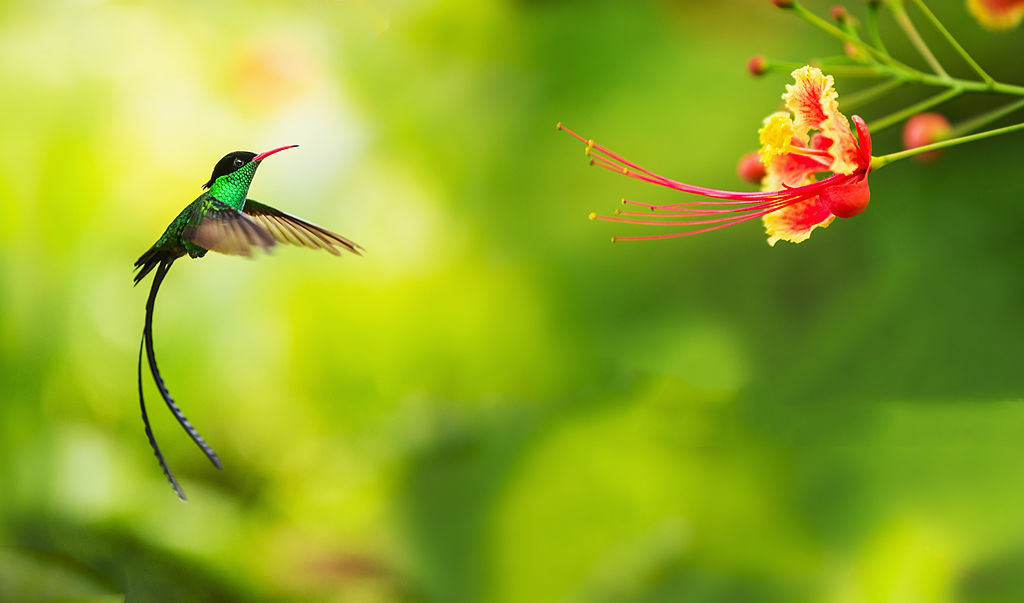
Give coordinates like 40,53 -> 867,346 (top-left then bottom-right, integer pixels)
202,145 -> 298,189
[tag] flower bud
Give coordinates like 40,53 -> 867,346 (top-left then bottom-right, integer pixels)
830,5 -> 848,21
967,0 -> 1024,30
747,55 -> 768,77
902,113 -> 951,163
737,151 -> 766,184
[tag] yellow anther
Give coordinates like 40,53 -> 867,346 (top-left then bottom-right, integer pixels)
555,122 -> 563,130
588,212 -> 597,221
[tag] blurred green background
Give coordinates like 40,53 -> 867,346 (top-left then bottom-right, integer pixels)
2,0 -> 1024,601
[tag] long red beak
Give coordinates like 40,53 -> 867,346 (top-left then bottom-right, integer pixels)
253,145 -> 298,161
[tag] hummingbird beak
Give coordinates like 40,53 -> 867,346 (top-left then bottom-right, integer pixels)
253,145 -> 299,162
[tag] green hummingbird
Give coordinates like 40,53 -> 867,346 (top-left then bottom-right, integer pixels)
134,145 -> 362,500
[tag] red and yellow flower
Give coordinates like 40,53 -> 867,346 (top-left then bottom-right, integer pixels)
561,66 -> 872,245
968,0 -> 1024,30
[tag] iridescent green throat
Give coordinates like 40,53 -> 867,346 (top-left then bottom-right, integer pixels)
208,160 -> 261,210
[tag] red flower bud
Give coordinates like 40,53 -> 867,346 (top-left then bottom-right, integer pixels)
902,113 -> 951,163
737,151 -> 766,184
747,55 -> 768,77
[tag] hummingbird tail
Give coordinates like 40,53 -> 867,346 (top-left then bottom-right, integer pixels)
139,336 -> 187,501
134,247 -> 175,286
139,260 -> 223,500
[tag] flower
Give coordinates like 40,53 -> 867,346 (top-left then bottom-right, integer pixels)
968,0 -> 1024,30
560,66 -> 872,245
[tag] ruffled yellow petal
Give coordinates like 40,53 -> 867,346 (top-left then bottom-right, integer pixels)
764,198 -> 835,246
783,66 -> 837,139
758,112 -> 796,159
968,0 -> 1024,29
782,65 -> 860,175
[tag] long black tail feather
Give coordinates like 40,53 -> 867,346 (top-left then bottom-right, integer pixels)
139,337 -> 186,501
144,260 -> 223,468
138,259 -> 223,499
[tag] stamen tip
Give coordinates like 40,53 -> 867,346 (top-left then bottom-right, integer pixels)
610,237 -> 618,243
614,209 -> 622,215
584,147 -> 591,157
620,198 -> 627,204
588,212 -> 597,221
555,121 -> 563,130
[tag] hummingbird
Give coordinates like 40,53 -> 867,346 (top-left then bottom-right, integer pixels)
134,145 -> 362,501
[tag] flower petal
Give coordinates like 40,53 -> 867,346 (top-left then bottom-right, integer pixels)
763,196 -> 835,246
762,148 -> 821,191
783,66 -> 860,174
783,66 -> 836,139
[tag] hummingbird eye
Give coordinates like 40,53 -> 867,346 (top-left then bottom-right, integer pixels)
232,157 -> 245,168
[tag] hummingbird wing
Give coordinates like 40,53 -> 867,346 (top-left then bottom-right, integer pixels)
184,201 -> 276,257
243,199 -> 363,257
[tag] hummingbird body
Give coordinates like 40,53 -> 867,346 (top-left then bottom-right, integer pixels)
135,145 -> 362,500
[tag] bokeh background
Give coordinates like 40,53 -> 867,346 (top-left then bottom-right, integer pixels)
2,0 -> 1024,601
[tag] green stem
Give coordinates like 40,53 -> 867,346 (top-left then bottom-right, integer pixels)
763,60 -> 886,77
910,0 -> 994,86
891,3 -> 949,79
791,2 -> 912,71
871,65 -> 1024,95
764,61 -> 1024,95
871,120 -> 1024,169
866,1 -> 889,55
841,78 -> 905,110
912,71 -> 1024,95
867,87 -> 962,132
947,97 -> 1024,138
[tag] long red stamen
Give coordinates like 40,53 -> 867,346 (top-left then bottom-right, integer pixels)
581,136 -> 847,203
610,209 -> 782,241
558,122 -> 864,241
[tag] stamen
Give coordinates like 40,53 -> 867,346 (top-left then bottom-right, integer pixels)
611,213 -> 775,241
613,202 -> 790,217
559,123 -> 863,241
592,204 -> 780,226
563,125 -> 856,206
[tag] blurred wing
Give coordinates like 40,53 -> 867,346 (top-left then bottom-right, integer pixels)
184,202 -> 276,257
243,199 -> 363,257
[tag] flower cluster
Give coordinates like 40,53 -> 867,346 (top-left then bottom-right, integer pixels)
560,66 -> 871,245
561,0 -> 1024,247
